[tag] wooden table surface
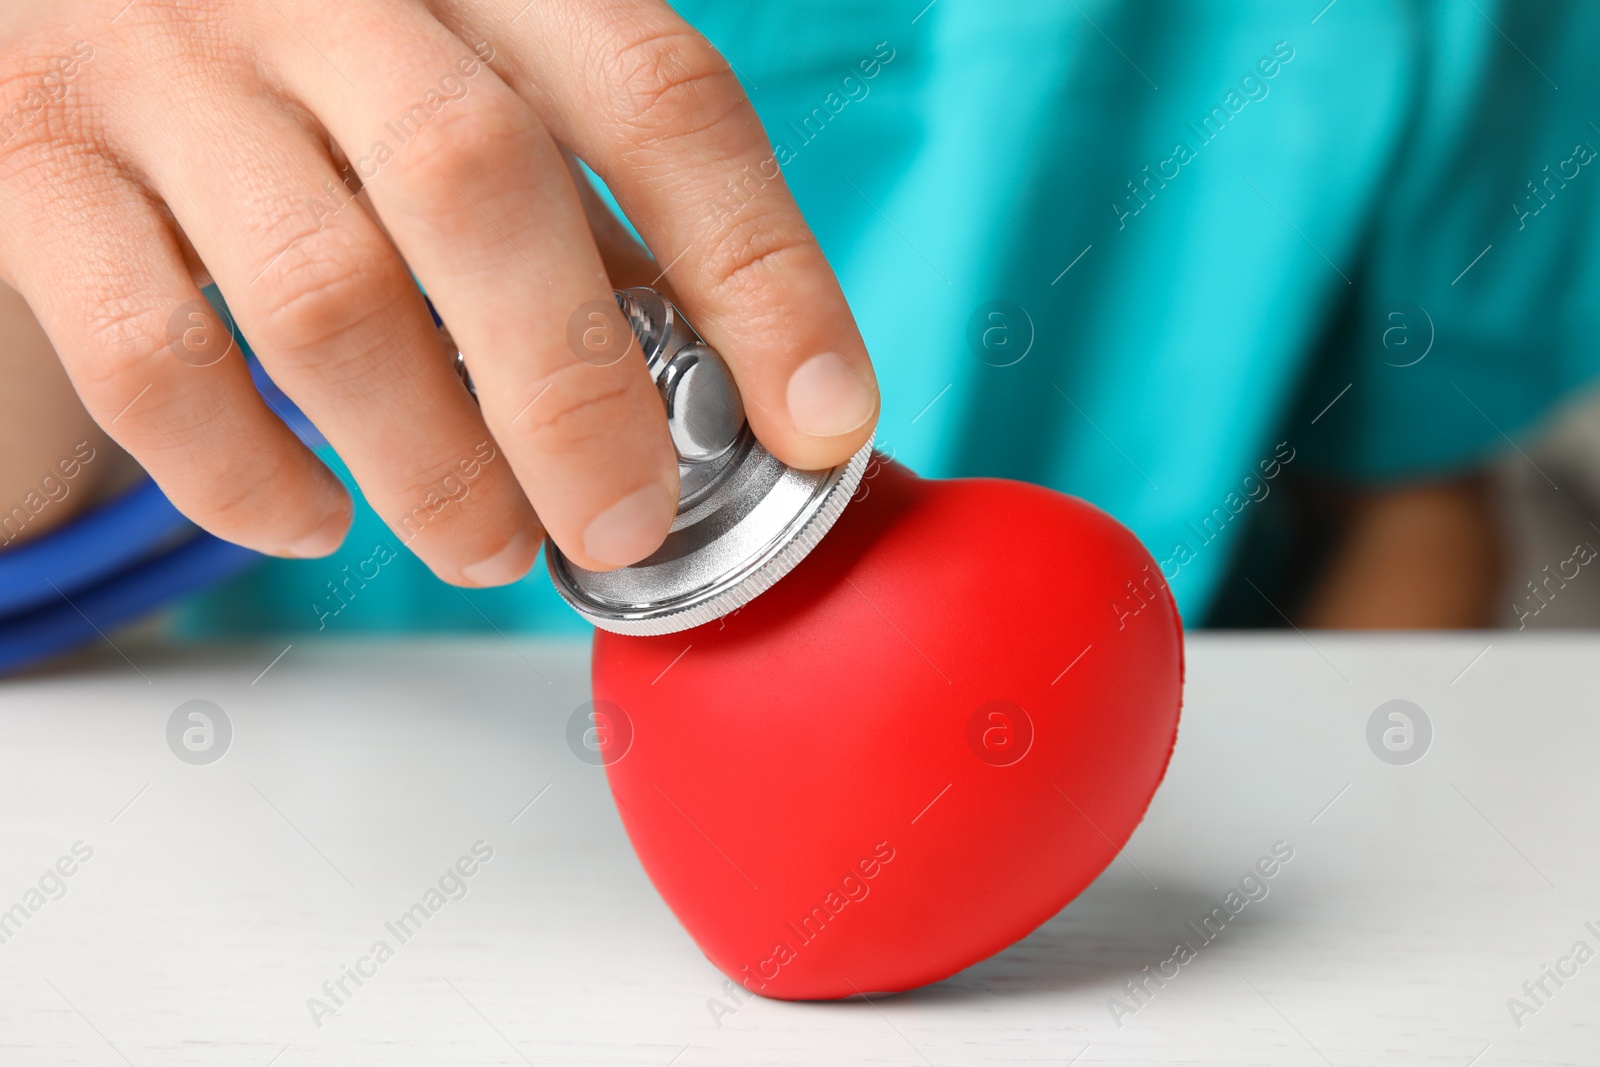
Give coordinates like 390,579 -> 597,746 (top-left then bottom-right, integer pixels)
0,632 -> 1595,1065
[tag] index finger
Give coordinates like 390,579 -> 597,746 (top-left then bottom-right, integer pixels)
439,0 -> 881,471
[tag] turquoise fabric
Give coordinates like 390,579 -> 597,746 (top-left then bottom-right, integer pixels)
180,0 -> 1600,637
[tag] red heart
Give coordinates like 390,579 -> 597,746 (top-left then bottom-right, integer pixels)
592,456 -> 1184,999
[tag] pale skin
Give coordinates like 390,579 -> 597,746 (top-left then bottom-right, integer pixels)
0,2 -> 1499,625
0,0 -> 880,584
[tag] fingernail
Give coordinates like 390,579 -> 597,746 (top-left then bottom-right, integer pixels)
787,352 -> 877,438
582,483 -> 676,567
462,527 -> 538,587
276,507 -> 350,559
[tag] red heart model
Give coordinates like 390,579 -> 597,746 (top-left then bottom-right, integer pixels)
592,456 -> 1184,1000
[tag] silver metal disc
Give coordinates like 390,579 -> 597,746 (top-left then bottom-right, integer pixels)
547,434 -> 875,635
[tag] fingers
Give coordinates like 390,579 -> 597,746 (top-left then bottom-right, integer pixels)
111,76 -> 547,585
0,154 -> 352,557
434,0 -> 880,471
264,0 -> 680,571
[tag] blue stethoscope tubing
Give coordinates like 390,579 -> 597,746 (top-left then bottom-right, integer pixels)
0,517 -> 257,675
0,479 -> 203,617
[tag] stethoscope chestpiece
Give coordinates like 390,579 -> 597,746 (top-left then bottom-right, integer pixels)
549,288 -> 873,636
442,288 -> 873,636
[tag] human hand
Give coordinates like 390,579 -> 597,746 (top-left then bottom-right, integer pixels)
0,0 -> 879,582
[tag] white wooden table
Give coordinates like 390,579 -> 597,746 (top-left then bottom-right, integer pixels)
0,633 -> 1595,1065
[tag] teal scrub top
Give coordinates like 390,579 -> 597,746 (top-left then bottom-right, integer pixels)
181,0 -> 1600,637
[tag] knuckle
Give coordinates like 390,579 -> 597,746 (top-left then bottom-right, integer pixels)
251,231 -> 399,359
387,98 -> 533,202
387,444 -> 501,531
180,447 -> 296,536
506,362 -> 653,455
74,295 -> 173,396
74,300 -> 226,451
695,208 -> 816,301
599,25 -> 745,144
